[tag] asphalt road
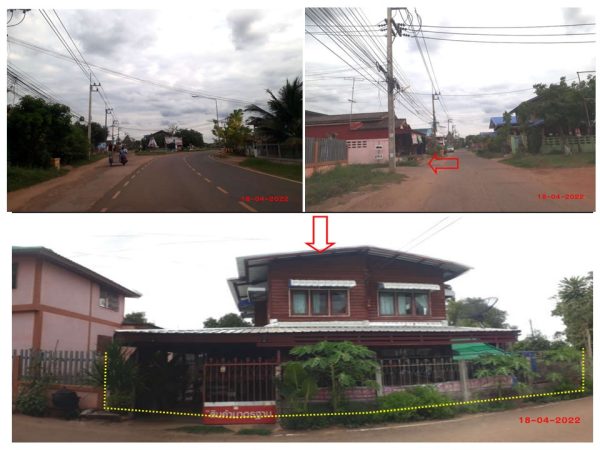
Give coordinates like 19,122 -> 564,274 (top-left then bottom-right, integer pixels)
12,397 -> 592,442
311,149 -> 595,212
91,151 -> 301,212
8,151 -> 301,212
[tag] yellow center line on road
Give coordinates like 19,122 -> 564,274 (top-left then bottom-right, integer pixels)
217,186 -> 229,195
112,190 -> 121,200
238,201 -> 257,212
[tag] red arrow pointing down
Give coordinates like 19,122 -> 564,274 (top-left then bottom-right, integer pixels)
305,215 -> 336,253
428,153 -> 460,174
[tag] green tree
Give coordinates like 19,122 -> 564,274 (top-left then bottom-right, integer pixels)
175,128 -> 204,147
447,297 -> 511,328
552,273 -> 593,360
245,77 -> 303,143
474,353 -> 534,396
203,312 -> 251,328
279,361 -> 318,412
124,311 -> 150,324
7,95 -> 76,167
212,109 -> 251,154
289,341 -> 379,412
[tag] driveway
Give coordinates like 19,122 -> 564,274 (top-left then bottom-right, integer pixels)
12,396 -> 592,442
309,149 -> 595,212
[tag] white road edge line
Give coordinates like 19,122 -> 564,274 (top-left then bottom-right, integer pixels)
100,208 -> 108,213
217,186 -> 228,195
123,181 -> 130,187
112,190 -> 121,200
204,177 -> 212,183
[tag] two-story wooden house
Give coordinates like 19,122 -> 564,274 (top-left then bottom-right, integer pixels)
12,246 -> 141,352
115,247 -> 519,423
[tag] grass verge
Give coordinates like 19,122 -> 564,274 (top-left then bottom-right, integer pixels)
239,158 -> 302,182
501,152 -> 595,168
7,166 -> 69,192
168,425 -> 233,434
71,153 -> 106,167
306,164 -> 407,206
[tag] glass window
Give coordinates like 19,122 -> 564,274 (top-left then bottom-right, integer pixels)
12,263 -> 18,289
397,293 -> 412,315
291,290 -> 308,315
415,293 -> 429,315
311,291 -> 328,315
379,292 -> 395,315
331,291 -> 348,315
99,288 -> 119,311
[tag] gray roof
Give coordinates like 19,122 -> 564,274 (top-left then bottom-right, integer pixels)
116,321 -> 513,336
12,246 -> 141,298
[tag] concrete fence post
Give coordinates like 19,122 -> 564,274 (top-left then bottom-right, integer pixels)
375,363 -> 383,397
458,360 -> 471,401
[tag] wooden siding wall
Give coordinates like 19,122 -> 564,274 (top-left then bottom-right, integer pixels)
267,254 -> 447,323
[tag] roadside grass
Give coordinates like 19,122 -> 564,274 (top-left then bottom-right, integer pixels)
7,166 -> 69,192
168,425 -> 233,434
501,152 -> 595,168
239,158 -> 302,182
306,164 -> 407,206
236,428 -> 273,436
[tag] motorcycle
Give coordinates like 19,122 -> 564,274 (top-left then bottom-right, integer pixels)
119,152 -> 128,165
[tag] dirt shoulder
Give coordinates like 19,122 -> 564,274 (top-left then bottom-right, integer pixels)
7,153 -> 166,212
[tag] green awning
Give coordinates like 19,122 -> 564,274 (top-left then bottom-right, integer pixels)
451,342 -> 506,361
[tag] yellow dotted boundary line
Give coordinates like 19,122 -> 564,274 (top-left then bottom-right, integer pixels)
102,349 -> 587,420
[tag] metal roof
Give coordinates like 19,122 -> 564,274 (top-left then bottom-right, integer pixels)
115,321 -> 512,336
12,246 -> 141,298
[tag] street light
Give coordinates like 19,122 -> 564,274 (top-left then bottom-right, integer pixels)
191,95 -> 219,125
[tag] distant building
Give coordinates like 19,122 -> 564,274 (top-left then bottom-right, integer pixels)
305,111 -> 425,164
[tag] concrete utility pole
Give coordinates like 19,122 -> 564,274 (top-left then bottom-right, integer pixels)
431,92 -> 437,148
88,73 -> 101,158
348,77 -> 357,126
386,7 -> 396,172
576,70 -> 595,131
105,107 -> 113,133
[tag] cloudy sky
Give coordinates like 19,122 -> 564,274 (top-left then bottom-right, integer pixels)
5,213 -> 595,340
305,5 -> 596,136
6,8 -> 302,140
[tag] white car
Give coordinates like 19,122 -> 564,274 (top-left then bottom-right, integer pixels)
446,146 -> 455,153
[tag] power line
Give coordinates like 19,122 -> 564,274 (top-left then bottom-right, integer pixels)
404,217 -> 461,252
8,36 -> 267,108
417,23 -> 596,29
419,29 -> 595,37
410,35 -> 595,44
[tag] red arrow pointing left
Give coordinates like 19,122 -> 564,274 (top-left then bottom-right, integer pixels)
305,215 -> 336,253
428,153 -> 460,175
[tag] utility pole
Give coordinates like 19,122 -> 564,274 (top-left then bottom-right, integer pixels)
105,107 -> 113,133
112,119 -> 118,144
348,77 -> 357,126
88,73 -> 101,158
431,92 -> 437,151
386,7 -> 396,172
214,98 -> 219,125
576,70 -> 594,132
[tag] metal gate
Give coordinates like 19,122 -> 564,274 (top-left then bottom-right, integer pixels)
202,357 -> 279,424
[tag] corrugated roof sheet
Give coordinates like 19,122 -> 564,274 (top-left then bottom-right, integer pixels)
115,321 -> 513,335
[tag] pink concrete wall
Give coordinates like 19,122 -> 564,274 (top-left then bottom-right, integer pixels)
90,282 -> 124,322
40,262 -> 91,315
41,312 -> 90,351
12,312 -> 34,350
347,139 -> 389,165
12,256 -> 36,305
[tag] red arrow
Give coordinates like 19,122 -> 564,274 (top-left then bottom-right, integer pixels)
305,215 -> 336,253
428,153 -> 460,174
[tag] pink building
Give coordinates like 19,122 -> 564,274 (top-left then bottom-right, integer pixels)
305,111 -> 425,164
12,247 -> 141,352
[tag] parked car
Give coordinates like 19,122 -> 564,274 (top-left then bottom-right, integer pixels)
446,146 -> 455,153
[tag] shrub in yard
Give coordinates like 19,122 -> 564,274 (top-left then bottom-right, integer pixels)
16,378 -> 49,417
336,401 -> 382,428
376,390 -> 420,422
409,386 -> 457,419
279,403 -> 335,430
